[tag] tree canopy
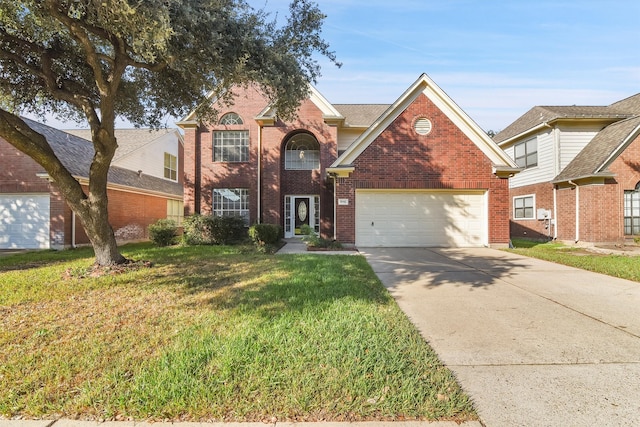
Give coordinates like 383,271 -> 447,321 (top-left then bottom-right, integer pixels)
0,0 -> 338,265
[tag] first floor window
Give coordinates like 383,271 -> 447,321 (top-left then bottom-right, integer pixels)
164,152 -> 177,181
213,130 -> 249,162
514,195 -> 535,219
624,190 -> 640,235
167,199 -> 184,225
213,188 -> 249,225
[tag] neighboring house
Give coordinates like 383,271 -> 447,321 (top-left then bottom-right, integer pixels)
494,93 -> 640,244
65,128 -> 184,184
0,118 -> 183,249
179,73 -> 518,247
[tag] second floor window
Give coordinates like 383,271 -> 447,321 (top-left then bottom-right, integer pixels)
164,152 -> 177,181
284,133 -> 320,170
213,130 -> 249,162
514,138 -> 537,169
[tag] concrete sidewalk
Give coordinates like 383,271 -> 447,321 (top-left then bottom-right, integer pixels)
362,247 -> 640,427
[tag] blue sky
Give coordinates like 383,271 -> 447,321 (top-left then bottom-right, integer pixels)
270,0 -> 640,131
37,0 -> 640,132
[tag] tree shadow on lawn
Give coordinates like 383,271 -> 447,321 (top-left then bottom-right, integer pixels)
155,252 -> 390,317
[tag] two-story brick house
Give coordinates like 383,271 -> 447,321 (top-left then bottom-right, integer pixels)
494,93 -> 640,244
180,74 -> 519,247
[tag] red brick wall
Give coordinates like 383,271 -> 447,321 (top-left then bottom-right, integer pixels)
509,182 -> 555,241
335,93 -> 510,245
0,138 -> 49,193
185,86 -> 338,237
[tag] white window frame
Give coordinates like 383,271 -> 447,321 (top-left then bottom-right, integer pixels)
164,152 -> 178,181
213,130 -> 249,162
284,133 -> 320,170
514,138 -> 538,169
513,194 -> 536,220
219,112 -> 243,125
212,188 -> 249,225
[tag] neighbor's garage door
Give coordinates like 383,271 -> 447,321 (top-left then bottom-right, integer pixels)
355,190 -> 487,247
0,194 -> 50,249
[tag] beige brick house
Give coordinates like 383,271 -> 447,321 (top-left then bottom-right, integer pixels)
494,94 -> 640,244
179,74 -> 518,247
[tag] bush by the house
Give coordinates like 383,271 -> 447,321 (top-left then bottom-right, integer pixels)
148,219 -> 178,247
249,223 -> 282,252
183,214 -> 246,245
300,224 -> 343,250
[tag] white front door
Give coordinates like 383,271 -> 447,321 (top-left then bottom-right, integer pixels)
284,195 -> 319,238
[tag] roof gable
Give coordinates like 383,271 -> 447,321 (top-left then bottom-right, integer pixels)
255,85 -> 344,125
553,116 -> 640,183
331,73 -> 517,170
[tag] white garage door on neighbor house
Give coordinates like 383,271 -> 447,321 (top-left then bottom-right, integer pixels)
0,194 -> 50,249
355,190 -> 487,247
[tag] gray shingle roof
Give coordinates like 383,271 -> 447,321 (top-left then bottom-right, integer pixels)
493,105 -> 632,144
23,118 -> 182,197
334,104 -> 390,127
65,128 -> 178,161
554,116 -> 640,182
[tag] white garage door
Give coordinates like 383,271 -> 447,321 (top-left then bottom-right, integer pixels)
0,194 -> 50,249
355,190 -> 487,247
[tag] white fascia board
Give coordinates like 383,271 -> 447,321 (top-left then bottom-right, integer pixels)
332,73 -> 518,169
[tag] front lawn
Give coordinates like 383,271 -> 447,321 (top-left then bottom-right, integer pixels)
0,243 -> 476,422
508,239 -> 640,282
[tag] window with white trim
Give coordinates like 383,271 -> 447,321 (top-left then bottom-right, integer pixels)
167,199 -> 184,225
513,195 -> 535,219
219,112 -> 243,125
284,133 -> 320,170
213,130 -> 249,162
164,152 -> 177,181
213,188 -> 249,225
514,138 -> 538,169
624,184 -> 640,235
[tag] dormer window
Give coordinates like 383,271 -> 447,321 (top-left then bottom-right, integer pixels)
284,133 -> 320,170
219,113 -> 243,125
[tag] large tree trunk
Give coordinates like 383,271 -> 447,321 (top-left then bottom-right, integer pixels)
0,112 -> 127,266
77,196 -> 126,266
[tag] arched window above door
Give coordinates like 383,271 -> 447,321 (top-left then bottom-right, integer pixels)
284,133 -> 320,170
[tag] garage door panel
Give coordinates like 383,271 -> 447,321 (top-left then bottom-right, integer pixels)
355,191 -> 486,248
0,194 -> 50,249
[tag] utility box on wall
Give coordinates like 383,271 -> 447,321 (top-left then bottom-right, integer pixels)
537,209 -> 551,220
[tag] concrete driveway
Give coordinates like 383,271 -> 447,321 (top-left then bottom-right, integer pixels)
361,247 -> 640,427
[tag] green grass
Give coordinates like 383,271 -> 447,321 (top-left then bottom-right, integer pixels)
0,243 -> 476,422
508,238 -> 640,282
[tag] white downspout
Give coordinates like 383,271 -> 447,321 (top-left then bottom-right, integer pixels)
72,210 -> 76,248
257,125 -> 262,224
332,174 -> 337,240
568,180 -> 579,242
553,186 -> 558,240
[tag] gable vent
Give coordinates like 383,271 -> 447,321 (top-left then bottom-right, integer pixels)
414,118 -> 432,135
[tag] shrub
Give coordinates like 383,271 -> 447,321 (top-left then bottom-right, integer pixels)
249,224 -> 283,251
299,223 -> 342,250
148,219 -> 178,247
183,214 -> 246,245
